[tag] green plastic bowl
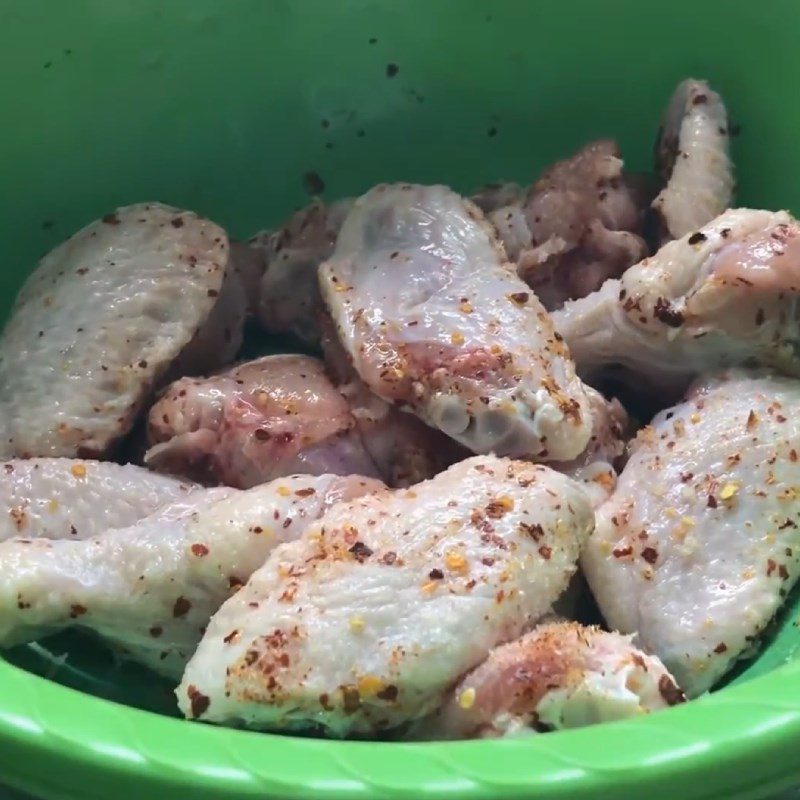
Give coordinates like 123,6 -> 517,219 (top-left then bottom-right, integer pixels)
2,1 -> 800,798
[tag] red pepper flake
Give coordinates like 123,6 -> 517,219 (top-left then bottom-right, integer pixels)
519,522 -> 544,541
538,545 -> 552,560
707,495 -> 718,509
187,685 -> 210,718
380,551 -> 397,565
149,625 -> 163,638
191,543 -> 209,557
319,693 -> 333,711
658,675 -> 686,706
687,232 -> 707,245
779,564 -> 790,580
495,589 -> 506,603
341,685 -> 361,713
228,576 -> 244,590
641,547 -> 659,565
377,684 -> 399,702
173,596 -> 191,617
481,556 -> 495,566
653,297 -> 684,327
428,568 -> 444,580
767,559 -> 777,577
171,216 -> 184,228
295,487 -> 316,497
348,541 -> 373,562
613,545 -> 633,559
713,642 -> 728,654
509,291 -> 530,305
223,629 -> 240,644
69,604 -> 87,619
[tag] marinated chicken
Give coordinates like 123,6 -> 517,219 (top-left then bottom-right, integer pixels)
488,141 -> 650,310
178,456 -> 593,735
0,458 -> 198,542
0,474 -> 382,678
146,355 -> 378,487
553,208 -> 800,399
249,199 -> 353,345
320,183 -> 594,461
146,353 -> 457,488
653,79 -> 734,240
0,203 -> 246,459
416,622 -> 684,739
582,371 -> 800,696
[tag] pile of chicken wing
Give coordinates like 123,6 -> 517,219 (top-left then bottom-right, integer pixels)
0,77 -> 797,740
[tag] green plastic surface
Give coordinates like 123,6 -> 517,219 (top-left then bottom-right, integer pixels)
1,1 -> 800,798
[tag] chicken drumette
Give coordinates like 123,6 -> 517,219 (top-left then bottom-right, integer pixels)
178,456 -> 593,735
582,370 -> 800,696
0,474 -> 382,678
553,208 -> 800,400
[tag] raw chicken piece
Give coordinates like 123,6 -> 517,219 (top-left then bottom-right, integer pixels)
319,183 -> 594,461
178,456 -> 593,735
582,371 -> 800,696
415,622 -> 684,739
553,208 -> 800,399
652,79 -> 734,240
0,458 -> 197,542
250,199 -> 353,345
0,474 -> 382,678
470,182 -> 524,214
0,203 -> 246,459
146,355 -> 379,487
488,141 -> 650,310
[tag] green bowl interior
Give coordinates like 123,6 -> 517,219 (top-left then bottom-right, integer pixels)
2,1 -> 800,798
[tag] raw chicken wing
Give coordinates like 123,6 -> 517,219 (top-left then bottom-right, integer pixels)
320,183 -> 594,461
178,456 -> 593,735
0,203 -> 246,459
146,355 -> 378,487
417,622 -> 684,739
652,79 -> 734,239
554,208 -> 800,398
0,474 -> 382,678
582,371 -> 800,696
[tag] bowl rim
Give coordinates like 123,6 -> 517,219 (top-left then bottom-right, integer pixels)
1,653 -> 799,799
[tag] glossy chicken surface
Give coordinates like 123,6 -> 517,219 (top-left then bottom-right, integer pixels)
320,183 -> 594,461
653,79 -> 734,240
0,458 -> 198,542
416,622 -> 684,739
489,141 -> 650,310
554,208 -> 800,398
146,355 -> 378,487
583,371 -> 800,696
0,474 -> 382,678
178,456 -> 593,734
0,203 -> 245,459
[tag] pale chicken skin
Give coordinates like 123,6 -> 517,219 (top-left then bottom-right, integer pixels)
653,79 -> 734,240
0,203 -> 247,459
178,456 -> 593,736
0,474 -> 383,678
250,199 -> 353,345
489,141 -> 650,310
554,208 -> 800,398
416,622 -> 684,739
146,355 -> 379,487
0,458 -> 198,542
582,371 -> 800,697
320,183 -> 594,461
